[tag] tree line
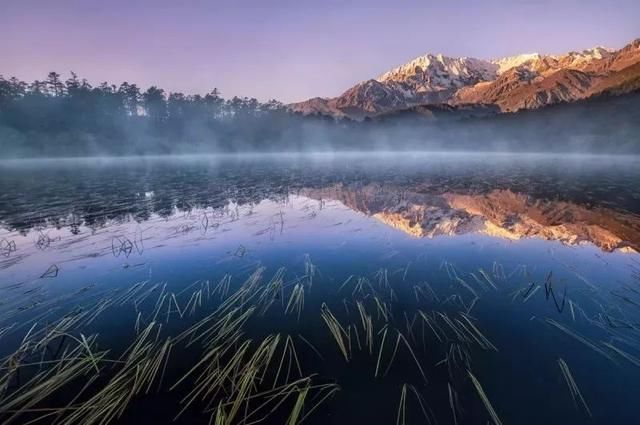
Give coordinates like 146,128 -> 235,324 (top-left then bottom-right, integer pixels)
0,72 -> 339,157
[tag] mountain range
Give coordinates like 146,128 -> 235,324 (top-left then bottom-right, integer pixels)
290,38 -> 640,119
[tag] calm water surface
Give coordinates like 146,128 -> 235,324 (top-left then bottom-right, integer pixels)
1,153 -> 639,425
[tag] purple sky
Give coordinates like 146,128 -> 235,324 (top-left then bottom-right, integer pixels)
2,0 -> 638,103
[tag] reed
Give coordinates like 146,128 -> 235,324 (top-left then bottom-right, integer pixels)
320,304 -> 350,362
418,310 -> 444,343
373,296 -> 391,322
296,334 -> 324,362
546,319 -> 614,361
337,275 -> 355,293
407,385 -> 436,425
286,381 -> 310,425
39,264 -> 59,279
455,276 -> 479,298
58,325 -> 171,425
468,370 -> 502,425
213,274 -> 232,300
0,334 -> 107,425
558,358 -> 592,417
522,285 -> 541,304
303,254 -> 317,288
397,333 -> 427,382
273,336 -> 303,389
356,301 -> 374,355
285,283 -> 305,321
492,262 -> 506,280
457,313 -> 497,351
375,325 -> 389,378
602,342 -> 640,367
396,384 -> 407,425
448,383 -> 460,425
257,268 -> 286,315
478,269 -> 497,290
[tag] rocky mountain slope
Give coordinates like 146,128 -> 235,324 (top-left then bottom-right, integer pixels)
290,38 -> 640,118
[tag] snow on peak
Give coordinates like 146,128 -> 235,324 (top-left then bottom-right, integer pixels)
377,53 -> 499,92
578,46 -> 615,57
556,46 -> 615,65
490,46 -> 613,75
491,53 -> 541,75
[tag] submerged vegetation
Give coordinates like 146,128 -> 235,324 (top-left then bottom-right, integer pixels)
1,246 -> 640,424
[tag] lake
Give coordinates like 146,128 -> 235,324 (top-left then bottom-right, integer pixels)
1,153 -> 640,425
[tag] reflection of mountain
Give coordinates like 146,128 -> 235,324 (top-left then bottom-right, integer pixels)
303,184 -> 640,253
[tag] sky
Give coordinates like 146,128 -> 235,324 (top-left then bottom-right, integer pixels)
1,0 -> 639,103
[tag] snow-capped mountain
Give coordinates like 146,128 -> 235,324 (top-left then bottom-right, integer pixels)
377,54 -> 498,91
290,38 -> 639,118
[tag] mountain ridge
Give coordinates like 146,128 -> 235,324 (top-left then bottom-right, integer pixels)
290,38 -> 640,119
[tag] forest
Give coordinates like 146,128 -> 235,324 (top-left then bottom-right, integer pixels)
1,71 -> 639,157
0,71 -> 343,157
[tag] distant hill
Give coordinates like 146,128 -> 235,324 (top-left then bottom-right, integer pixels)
360,88 -> 640,153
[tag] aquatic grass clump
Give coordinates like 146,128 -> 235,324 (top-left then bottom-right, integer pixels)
0,334 -> 108,425
395,384 -> 437,425
320,303 -> 351,362
456,313 -> 498,351
285,282 -> 305,321
376,327 -> 427,382
303,254 -> 317,288
211,274 -> 231,300
286,380 -> 310,425
111,235 -> 134,258
356,301 -> 374,355
543,271 -> 567,313
477,269 -> 497,290
272,336 -> 304,386
416,310 -> 496,353
59,326 -> 173,425
35,231 -> 56,251
39,264 -> 59,279
171,330 -> 337,425
0,238 -> 17,258
5,297 -> 309,425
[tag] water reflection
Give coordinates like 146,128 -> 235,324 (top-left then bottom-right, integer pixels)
1,154 -> 639,253
1,154 -> 640,425
304,184 -> 640,252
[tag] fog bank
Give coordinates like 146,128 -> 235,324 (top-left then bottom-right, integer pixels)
1,73 -> 639,158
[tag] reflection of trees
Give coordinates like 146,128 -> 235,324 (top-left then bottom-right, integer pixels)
0,161 -> 293,232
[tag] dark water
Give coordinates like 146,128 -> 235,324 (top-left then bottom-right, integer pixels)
1,153 -> 640,425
